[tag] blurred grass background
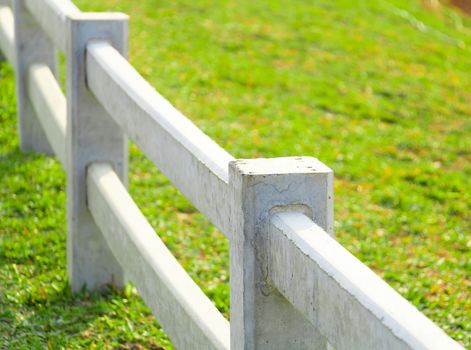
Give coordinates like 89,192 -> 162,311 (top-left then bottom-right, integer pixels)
0,0 -> 470,348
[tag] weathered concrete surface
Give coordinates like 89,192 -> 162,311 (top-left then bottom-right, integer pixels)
13,0 -> 56,154
87,162 -> 230,350
28,63 -> 66,167
66,13 -> 129,292
229,157 -> 333,349
269,212 -> 464,350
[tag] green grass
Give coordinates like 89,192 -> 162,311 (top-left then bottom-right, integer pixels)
1,0 -> 470,348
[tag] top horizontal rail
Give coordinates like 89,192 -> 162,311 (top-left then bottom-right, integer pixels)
24,0 -> 80,52
269,212 -> 464,350
86,41 -> 235,237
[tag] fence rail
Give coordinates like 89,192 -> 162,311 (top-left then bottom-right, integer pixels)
24,0 -> 79,52
269,212 -> 459,350
87,162 -> 230,350
27,63 -> 67,166
86,40 -> 234,236
0,0 -> 464,349
0,4 -> 14,63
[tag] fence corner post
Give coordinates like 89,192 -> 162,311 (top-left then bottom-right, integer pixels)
229,156 -> 334,349
66,12 -> 129,293
12,0 -> 56,153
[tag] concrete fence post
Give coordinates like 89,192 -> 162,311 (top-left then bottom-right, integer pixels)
66,12 -> 129,292
229,157 -> 334,350
12,0 -> 56,153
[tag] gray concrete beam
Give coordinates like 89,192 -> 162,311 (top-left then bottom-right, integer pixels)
24,0 -> 79,53
0,4 -> 14,64
269,212 -> 464,350
86,41 -> 234,237
27,63 -> 67,167
87,162 -> 230,350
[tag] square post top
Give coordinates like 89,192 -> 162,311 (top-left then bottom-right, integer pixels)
229,156 -> 334,235
230,156 -> 332,177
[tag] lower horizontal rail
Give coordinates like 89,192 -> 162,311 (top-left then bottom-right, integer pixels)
87,162 -> 230,350
269,212 -> 464,350
0,4 -> 15,64
27,63 -> 67,167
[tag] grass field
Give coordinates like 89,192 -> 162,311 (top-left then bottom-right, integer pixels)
1,0 -> 470,348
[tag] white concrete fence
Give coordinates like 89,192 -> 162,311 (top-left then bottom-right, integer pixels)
0,1 -> 464,349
